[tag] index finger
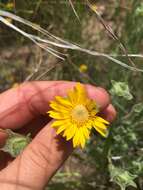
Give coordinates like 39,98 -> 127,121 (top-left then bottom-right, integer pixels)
0,81 -> 110,130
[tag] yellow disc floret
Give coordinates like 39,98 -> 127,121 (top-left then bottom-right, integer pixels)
71,105 -> 89,124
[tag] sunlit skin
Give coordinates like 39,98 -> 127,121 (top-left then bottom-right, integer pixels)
0,81 -> 116,190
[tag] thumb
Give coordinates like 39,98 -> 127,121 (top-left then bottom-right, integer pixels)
0,122 -> 73,190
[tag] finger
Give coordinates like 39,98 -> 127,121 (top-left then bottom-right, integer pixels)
0,122 -> 73,189
86,86 -> 110,109
0,81 -> 110,130
99,104 -> 117,122
16,115 -> 50,137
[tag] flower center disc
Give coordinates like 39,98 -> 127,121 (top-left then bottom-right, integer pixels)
71,105 -> 89,123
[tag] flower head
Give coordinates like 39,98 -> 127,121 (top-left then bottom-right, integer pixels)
79,64 -> 88,73
48,83 -> 109,148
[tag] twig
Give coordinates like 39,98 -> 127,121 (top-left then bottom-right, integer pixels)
35,64 -> 58,80
68,0 -> 80,21
0,10 -> 143,72
25,48 -> 43,81
86,0 -> 136,67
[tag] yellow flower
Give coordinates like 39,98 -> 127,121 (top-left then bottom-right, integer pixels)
79,64 -> 88,73
6,3 -> 14,9
48,83 -> 109,148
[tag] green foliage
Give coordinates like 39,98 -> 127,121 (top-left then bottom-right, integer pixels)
47,172 -> 81,190
132,103 -> 143,113
109,160 -> 137,190
1,129 -> 31,157
135,3 -> 143,16
110,80 -> 133,100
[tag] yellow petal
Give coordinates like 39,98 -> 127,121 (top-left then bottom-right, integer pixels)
67,83 -> 87,105
95,116 -> 109,125
50,102 -> 70,112
82,127 -> 90,139
86,99 -> 96,110
51,107 -> 70,115
79,128 -> 86,148
55,96 -> 72,107
52,119 -> 70,128
48,111 -> 70,119
56,125 -> 67,135
85,120 -> 93,129
73,129 -> 80,148
75,83 -> 87,104
64,124 -> 77,140
67,89 -> 77,105
93,120 -> 108,130
93,125 -> 108,137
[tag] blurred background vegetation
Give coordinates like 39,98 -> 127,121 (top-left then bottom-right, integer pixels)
0,0 -> 143,189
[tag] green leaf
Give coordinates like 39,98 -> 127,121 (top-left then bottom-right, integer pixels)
135,3 -> 143,17
109,162 -> 137,190
1,129 -> 31,158
110,80 -> 133,100
132,103 -> 143,113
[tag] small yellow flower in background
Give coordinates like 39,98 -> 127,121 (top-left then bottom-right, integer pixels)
6,2 -> 14,9
48,83 -> 109,148
79,64 -> 88,73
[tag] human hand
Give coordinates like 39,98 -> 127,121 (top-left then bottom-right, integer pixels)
0,81 -> 116,190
